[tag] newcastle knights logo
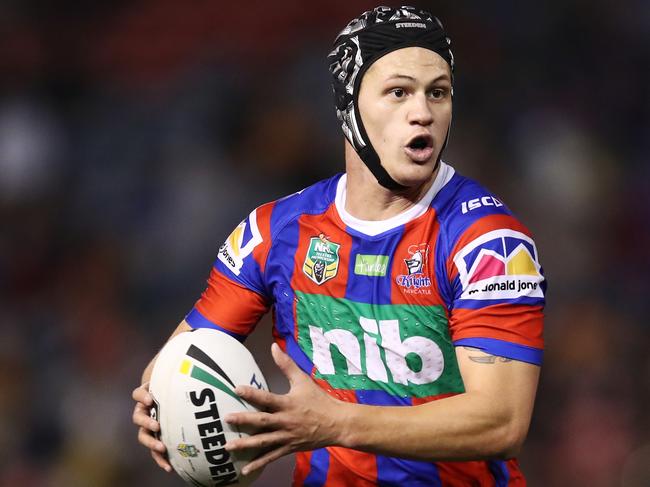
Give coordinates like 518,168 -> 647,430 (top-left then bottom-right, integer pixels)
396,243 -> 432,294
303,234 -> 341,285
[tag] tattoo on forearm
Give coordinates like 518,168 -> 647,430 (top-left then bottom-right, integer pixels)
462,346 -> 512,364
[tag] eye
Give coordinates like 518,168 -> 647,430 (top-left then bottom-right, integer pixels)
390,88 -> 406,99
429,88 -> 449,100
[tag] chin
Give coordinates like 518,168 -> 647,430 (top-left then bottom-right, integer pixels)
389,159 -> 437,188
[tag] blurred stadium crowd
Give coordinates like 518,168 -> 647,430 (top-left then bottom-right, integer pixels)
1,1 -> 648,486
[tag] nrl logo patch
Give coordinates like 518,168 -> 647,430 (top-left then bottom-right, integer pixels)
303,234 -> 341,285
177,443 -> 199,458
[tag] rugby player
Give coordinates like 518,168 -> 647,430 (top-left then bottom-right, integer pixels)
133,6 -> 545,485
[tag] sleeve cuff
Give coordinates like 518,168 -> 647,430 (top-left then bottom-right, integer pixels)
185,308 -> 247,342
454,337 -> 543,365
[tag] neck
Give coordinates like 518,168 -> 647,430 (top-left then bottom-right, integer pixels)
343,143 -> 438,221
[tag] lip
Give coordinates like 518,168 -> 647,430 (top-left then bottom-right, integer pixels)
404,146 -> 434,162
404,133 -> 434,163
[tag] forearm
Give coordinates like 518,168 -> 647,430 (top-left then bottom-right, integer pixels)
338,390 -> 521,462
337,350 -> 539,462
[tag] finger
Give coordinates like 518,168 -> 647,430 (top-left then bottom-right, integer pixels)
271,343 -> 305,386
226,430 -> 291,452
235,385 -> 283,411
151,449 -> 173,473
241,444 -> 292,476
137,427 -> 166,453
225,411 -> 279,430
132,384 -> 153,405
132,404 -> 160,432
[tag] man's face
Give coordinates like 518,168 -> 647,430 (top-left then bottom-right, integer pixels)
357,47 -> 452,187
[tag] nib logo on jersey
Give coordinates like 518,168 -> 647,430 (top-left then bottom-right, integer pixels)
396,244 -> 432,294
453,229 -> 544,301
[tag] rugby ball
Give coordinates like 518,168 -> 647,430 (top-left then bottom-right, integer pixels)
149,328 -> 269,486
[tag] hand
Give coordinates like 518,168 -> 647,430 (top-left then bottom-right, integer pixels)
225,343 -> 347,476
131,382 -> 172,473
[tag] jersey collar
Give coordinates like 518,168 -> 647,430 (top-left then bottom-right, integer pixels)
335,161 -> 455,236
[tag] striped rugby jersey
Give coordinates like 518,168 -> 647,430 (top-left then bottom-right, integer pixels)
186,162 -> 545,486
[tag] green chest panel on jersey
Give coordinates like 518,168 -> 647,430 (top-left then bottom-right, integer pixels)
295,292 -> 465,398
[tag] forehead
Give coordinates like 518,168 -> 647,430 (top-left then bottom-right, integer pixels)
364,47 -> 450,82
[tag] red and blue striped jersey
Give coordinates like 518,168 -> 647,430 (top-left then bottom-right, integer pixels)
186,162 -> 545,486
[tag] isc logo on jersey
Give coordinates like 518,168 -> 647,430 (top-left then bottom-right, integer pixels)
218,209 -> 263,276
453,229 -> 544,301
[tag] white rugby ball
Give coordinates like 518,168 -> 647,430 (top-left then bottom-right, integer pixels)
149,328 -> 268,486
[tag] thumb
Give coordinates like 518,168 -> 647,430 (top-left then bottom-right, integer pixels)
271,343 -> 305,386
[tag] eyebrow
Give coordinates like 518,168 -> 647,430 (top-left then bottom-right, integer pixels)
385,73 -> 451,84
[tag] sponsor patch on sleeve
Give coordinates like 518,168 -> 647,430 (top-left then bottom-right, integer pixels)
453,229 -> 544,301
217,209 -> 263,276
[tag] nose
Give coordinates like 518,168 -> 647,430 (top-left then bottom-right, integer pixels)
407,93 -> 433,126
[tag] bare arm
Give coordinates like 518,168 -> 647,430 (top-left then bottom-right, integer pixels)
338,346 -> 539,460
226,344 -> 540,474
131,319 -> 193,472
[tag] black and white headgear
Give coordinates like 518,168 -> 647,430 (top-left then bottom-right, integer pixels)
328,6 -> 454,190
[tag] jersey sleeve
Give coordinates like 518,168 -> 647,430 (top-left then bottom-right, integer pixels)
185,202 -> 275,340
445,213 -> 545,365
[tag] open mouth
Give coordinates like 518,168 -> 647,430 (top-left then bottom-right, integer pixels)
404,134 -> 434,162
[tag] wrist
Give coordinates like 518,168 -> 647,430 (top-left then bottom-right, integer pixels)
333,399 -> 360,449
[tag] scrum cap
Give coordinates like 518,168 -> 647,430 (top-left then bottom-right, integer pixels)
328,6 -> 454,190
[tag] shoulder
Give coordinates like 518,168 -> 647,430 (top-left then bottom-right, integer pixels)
224,174 -> 341,260
265,174 -> 342,237
432,164 -> 542,277
432,165 -> 544,299
215,174 -> 341,286
432,167 -> 521,249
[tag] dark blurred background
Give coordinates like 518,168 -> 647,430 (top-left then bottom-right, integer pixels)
1,0 -> 648,486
